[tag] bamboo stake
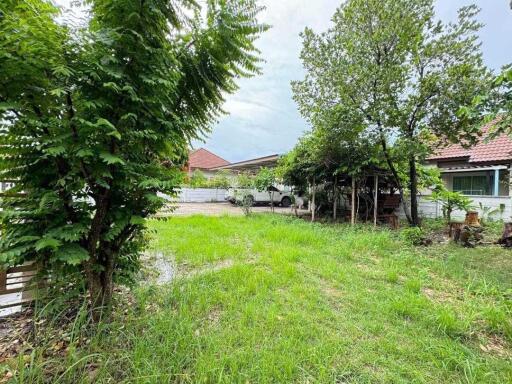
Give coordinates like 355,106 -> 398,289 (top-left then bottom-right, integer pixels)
311,178 -> 316,222
374,175 -> 379,227
333,174 -> 338,221
351,178 -> 356,225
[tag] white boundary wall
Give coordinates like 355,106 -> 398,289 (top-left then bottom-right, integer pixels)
399,195 -> 512,221
159,188 -> 227,203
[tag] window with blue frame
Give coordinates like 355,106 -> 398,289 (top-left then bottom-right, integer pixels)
453,175 -> 494,195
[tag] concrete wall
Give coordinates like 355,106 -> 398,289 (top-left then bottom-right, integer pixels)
400,195 -> 512,221
160,188 -> 228,203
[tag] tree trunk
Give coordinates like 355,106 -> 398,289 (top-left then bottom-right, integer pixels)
378,132 -> 412,224
86,265 -> 105,322
86,252 -> 115,322
409,157 -> 420,226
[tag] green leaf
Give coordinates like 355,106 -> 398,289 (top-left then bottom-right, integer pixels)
35,237 -> 62,251
45,146 -> 66,156
107,130 -> 122,140
96,118 -> 116,130
100,152 -> 125,165
76,148 -> 94,158
130,216 -> 145,225
50,88 -> 66,97
54,243 -> 89,266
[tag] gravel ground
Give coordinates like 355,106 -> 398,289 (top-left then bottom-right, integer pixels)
158,202 -> 309,217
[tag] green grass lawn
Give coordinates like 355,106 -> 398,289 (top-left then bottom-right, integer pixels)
12,214 -> 512,383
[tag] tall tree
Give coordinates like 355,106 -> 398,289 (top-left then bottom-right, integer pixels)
293,0 -> 490,226
0,0 -> 266,315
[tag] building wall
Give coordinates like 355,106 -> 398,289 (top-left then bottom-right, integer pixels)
441,170 -> 509,196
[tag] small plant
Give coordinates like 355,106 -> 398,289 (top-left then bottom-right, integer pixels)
400,227 -> 425,246
254,167 -> 277,212
478,202 -> 499,225
385,269 -> 399,284
235,189 -> 253,216
432,307 -> 466,338
427,189 -> 473,222
405,278 -> 422,294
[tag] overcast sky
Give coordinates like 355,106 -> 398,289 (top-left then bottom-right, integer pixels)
55,0 -> 512,162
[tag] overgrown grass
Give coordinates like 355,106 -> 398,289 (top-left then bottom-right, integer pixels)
8,214 -> 512,383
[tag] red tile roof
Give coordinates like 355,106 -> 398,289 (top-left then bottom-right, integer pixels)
428,121 -> 512,164
188,148 -> 229,170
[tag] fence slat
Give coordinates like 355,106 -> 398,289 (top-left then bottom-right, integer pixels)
7,264 -> 36,273
0,298 -> 33,310
0,263 -> 40,313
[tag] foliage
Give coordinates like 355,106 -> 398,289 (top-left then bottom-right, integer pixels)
460,66 -> 512,137
210,169 -> 232,189
478,202 -> 500,225
254,167 -> 276,192
276,134 -> 318,192
254,167 -> 276,211
416,166 -> 444,192
235,190 -> 254,216
428,190 -> 473,222
400,227 -> 425,246
292,0 -> 491,226
0,0 -> 266,312
235,172 -> 254,188
189,170 -> 209,188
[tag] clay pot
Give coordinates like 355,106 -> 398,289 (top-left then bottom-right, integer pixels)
465,211 -> 480,227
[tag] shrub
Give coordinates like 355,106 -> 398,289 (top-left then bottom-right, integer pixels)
235,172 -> 254,188
189,170 -> 209,188
427,190 -> 473,222
400,227 -> 425,246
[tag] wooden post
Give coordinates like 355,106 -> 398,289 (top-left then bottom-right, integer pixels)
373,175 -> 378,227
333,174 -> 338,221
351,178 -> 356,225
0,270 -> 6,293
311,178 -> 316,222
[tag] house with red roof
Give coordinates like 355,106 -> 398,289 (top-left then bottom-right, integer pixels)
186,148 -> 230,179
423,122 -> 512,219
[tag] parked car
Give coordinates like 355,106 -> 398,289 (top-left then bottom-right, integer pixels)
225,186 -> 293,207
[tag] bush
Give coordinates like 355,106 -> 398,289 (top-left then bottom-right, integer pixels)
400,227 -> 425,246
189,170 -> 209,188
427,190 -> 473,222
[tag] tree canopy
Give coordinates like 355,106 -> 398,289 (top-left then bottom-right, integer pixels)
292,0 -> 490,226
0,0 -> 267,314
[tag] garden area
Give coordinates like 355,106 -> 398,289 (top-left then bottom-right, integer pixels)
2,0 -> 512,382
2,214 -> 512,382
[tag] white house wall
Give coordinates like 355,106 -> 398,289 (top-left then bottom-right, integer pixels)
441,170 -> 510,196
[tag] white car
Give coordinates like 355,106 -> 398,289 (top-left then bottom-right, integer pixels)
226,186 -> 293,207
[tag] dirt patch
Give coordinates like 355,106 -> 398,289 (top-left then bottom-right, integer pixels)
422,286 -> 464,304
156,202 -> 309,217
148,253 -> 238,285
0,310 -> 33,363
478,334 -> 511,358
